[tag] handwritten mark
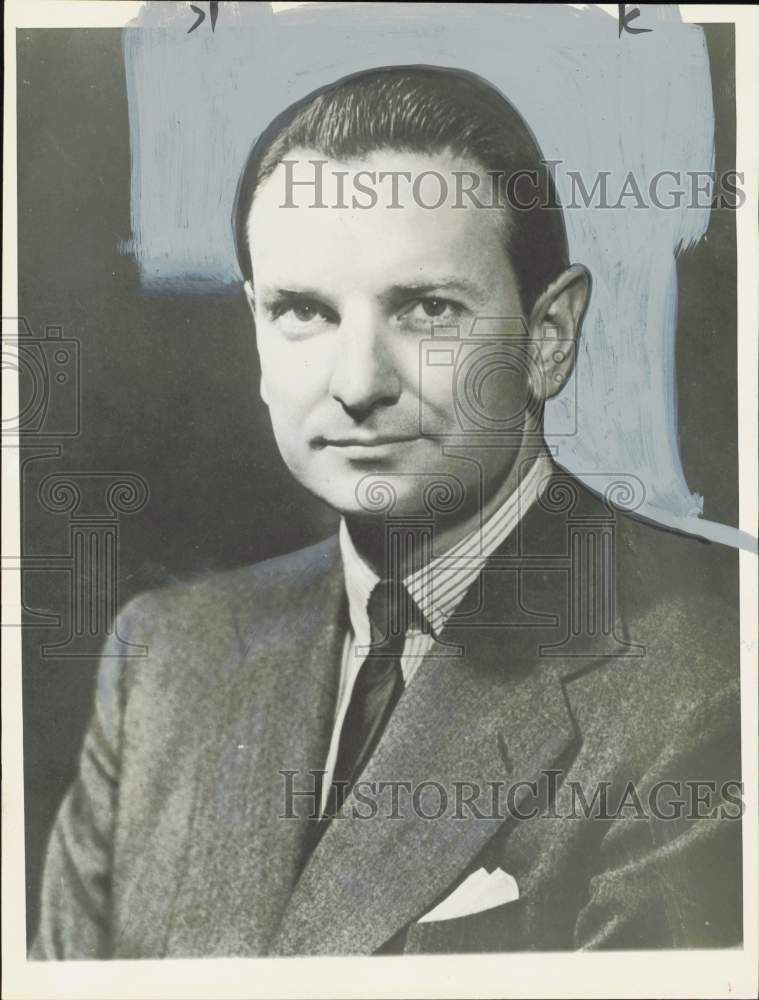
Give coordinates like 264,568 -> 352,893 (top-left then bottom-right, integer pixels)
618,4 -> 652,37
188,1 -> 220,35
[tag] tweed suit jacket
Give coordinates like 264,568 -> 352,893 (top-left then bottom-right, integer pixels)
30,469 -> 742,958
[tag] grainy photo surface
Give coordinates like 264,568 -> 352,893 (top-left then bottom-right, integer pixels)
3,3 -> 757,998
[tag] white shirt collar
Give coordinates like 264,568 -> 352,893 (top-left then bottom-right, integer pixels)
338,453 -> 553,643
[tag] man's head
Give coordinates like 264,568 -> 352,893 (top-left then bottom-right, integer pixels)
233,66 -> 589,520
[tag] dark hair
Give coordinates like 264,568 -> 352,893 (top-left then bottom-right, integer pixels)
233,65 -> 569,313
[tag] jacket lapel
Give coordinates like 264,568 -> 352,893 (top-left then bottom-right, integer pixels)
166,539 -> 347,956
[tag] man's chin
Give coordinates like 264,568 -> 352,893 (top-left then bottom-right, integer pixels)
296,451 -> 475,520
307,479 -> 465,523
308,487 -> 403,520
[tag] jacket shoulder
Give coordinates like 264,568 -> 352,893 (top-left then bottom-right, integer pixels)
543,471 -> 741,756
119,533 -> 340,633
106,534 -> 341,699
563,510 -> 740,775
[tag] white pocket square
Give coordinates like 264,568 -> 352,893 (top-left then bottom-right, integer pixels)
418,867 -> 519,923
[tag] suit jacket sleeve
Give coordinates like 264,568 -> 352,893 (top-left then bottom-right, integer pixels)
572,680 -> 742,949
29,596 -> 149,960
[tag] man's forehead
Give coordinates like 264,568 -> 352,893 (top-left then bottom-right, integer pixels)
247,148 -> 512,292
250,147 -> 505,210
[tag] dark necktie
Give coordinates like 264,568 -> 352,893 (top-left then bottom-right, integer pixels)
321,578 -> 419,820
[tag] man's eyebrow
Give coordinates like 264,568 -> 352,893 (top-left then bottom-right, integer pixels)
259,285 -> 337,305
383,278 -> 487,303
256,278 -> 488,309
261,285 -> 321,297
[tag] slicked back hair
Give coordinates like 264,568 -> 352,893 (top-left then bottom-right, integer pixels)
233,65 -> 569,315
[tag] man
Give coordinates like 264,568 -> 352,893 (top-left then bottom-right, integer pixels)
31,66 -> 741,958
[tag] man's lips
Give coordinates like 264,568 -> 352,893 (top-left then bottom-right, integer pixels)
313,434 -> 418,448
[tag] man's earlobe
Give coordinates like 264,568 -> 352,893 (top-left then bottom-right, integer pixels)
527,264 -> 591,401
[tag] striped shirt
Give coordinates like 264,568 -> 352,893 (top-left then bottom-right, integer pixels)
320,453 -> 552,811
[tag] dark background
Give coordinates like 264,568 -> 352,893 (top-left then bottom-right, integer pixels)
18,25 -> 737,940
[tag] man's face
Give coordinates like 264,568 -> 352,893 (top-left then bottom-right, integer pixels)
247,149 -> 532,519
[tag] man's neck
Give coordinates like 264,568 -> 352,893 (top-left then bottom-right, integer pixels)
344,442 -> 553,579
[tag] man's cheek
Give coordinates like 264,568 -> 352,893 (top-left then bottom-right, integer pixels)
418,367 -> 457,431
263,345 -> 335,400
267,409 -> 308,482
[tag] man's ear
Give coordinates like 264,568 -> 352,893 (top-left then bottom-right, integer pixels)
243,279 -> 269,407
526,264 -> 591,401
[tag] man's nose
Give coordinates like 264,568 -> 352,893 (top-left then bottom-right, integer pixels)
328,305 -> 402,419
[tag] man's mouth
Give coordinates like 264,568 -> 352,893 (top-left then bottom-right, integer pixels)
317,434 -> 417,448
312,434 -> 420,459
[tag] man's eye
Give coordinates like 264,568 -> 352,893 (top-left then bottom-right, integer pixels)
289,303 -> 320,323
421,298 -> 451,318
402,297 -> 463,324
274,303 -> 323,323
268,298 -> 336,331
